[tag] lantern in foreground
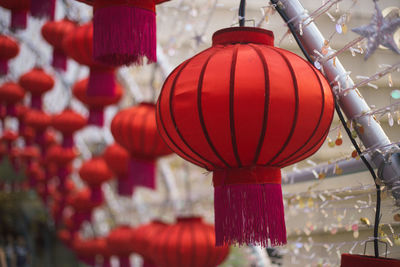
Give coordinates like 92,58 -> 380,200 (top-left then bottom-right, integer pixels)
0,35 -> 19,75
0,0 -> 30,30
106,226 -> 133,267
156,27 -> 334,246
111,103 -> 171,190
151,217 -> 229,267
30,0 -> 55,19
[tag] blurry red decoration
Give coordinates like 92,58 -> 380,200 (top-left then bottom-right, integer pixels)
72,78 -> 122,126
73,236 -> 101,266
111,103 -> 171,191
46,145 -> 76,192
57,229 -> 73,247
15,104 -> 28,136
1,130 -> 18,151
26,162 -> 45,188
341,254 -> 400,267
0,35 -> 19,76
106,226 -> 133,267
52,108 -> 87,148
79,157 -> 113,203
42,19 -> 76,71
19,67 -> 55,110
103,143 -> 131,196
30,0 -> 55,19
0,0 -> 30,30
69,188 -> 99,231
0,82 -> 25,117
63,23 -> 117,97
25,110 -> 52,150
156,27 -> 334,247
151,217 -> 230,267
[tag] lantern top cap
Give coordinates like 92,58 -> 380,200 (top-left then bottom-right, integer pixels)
176,216 -> 203,223
212,27 -> 274,46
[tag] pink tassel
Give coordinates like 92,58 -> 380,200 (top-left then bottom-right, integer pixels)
214,183 -> 286,247
62,134 -> 74,148
6,104 -> 16,117
0,59 -> 8,75
57,168 -> 68,192
11,9 -> 28,30
52,49 -> 67,71
93,6 -> 157,66
143,259 -> 158,267
88,68 -> 116,97
31,95 -> 42,110
88,108 -> 104,127
90,185 -> 104,205
30,0 -> 56,20
117,174 -> 135,196
102,258 -> 111,267
119,256 -> 130,267
129,158 -> 156,190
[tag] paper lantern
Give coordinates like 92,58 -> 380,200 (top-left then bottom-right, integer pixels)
151,217 -> 229,267
46,145 -> 77,192
0,35 -> 19,75
52,108 -> 87,147
30,0 -> 55,19
0,0 -> 30,30
25,110 -> 52,151
41,19 -> 76,70
341,254 -> 400,267
19,67 -> 55,110
63,23 -> 117,97
69,188 -> 99,231
103,143 -> 132,196
111,103 -> 171,190
73,236 -> 99,266
0,82 -> 25,117
156,27 -> 334,247
72,78 -> 122,126
106,226 -> 133,267
26,161 -> 45,188
79,157 -> 113,203
1,130 -> 18,151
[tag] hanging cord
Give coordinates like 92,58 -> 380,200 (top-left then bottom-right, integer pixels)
239,0 -> 246,26
270,0 -> 381,258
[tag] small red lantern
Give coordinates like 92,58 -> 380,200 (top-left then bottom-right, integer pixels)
106,226 -> 133,267
19,67 -> 55,110
69,188 -> 100,231
1,130 -> 18,151
46,145 -> 77,192
79,157 -> 113,203
151,217 -> 230,267
72,78 -> 122,126
41,19 -> 76,71
73,235 -> 99,266
0,35 -> 19,76
0,0 -> 30,30
0,82 -> 25,117
52,108 -> 87,148
24,110 -> 52,151
30,0 -> 55,19
111,103 -> 171,190
156,27 -> 334,247
103,143 -> 131,196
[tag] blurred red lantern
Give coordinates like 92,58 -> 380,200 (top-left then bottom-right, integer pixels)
57,229 -> 74,248
26,161 -> 45,188
151,217 -> 229,267
79,157 -> 113,203
73,235 -> 100,266
0,82 -> 25,117
103,143 -> 131,196
1,130 -> 18,151
25,110 -> 52,151
156,27 -> 334,247
20,145 -> 40,167
69,188 -> 99,231
63,23 -> 117,97
19,67 -> 55,110
30,0 -> 55,19
46,145 -> 77,192
0,35 -> 19,75
111,103 -> 171,190
106,226 -> 133,267
42,19 -> 76,71
72,78 -> 122,126
52,108 -> 87,147
0,0 -> 30,30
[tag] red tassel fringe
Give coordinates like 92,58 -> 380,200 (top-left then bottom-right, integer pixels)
0,59 -> 8,75
52,49 -> 67,71
129,158 -> 156,190
11,9 -> 28,30
30,0 -> 55,20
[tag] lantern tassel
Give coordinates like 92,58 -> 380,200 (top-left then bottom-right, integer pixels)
11,9 -> 28,30
143,259 -> 159,267
0,59 -> 8,75
88,108 -> 104,127
88,68 -> 116,97
52,49 -> 68,71
30,0 -> 55,19
129,158 -> 156,190
214,183 -> 286,247
117,174 -> 135,196
90,185 -> 104,204
93,6 -> 156,66
118,256 -> 130,267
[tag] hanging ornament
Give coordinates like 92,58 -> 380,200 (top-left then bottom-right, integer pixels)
0,0 -> 30,30
0,82 -> 25,117
156,27 -> 334,247
335,130 -> 343,146
52,108 -> 87,148
24,110 -> 52,153
30,0 -> 55,20
341,253 -> 400,266
0,35 -> 19,76
106,226 -> 134,267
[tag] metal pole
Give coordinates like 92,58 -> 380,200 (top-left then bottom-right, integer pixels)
275,0 -> 400,205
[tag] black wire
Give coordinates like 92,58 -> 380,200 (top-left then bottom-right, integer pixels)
270,0 -> 381,258
239,0 -> 246,26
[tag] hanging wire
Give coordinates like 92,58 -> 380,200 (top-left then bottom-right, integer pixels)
270,0 -> 382,258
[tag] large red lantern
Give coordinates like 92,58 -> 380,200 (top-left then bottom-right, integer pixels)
72,78 -> 122,126
111,103 -> 171,190
52,108 -> 87,148
30,0 -> 55,19
63,23 -> 117,97
0,35 -> 19,76
19,67 -> 55,110
151,217 -> 230,267
0,0 -> 30,30
106,226 -> 133,267
0,82 -> 25,117
41,19 -> 76,71
156,27 -> 334,247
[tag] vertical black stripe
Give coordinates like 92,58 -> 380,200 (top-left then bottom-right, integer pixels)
248,44 -> 270,164
265,48 -> 299,165
274,62 -> 326,166
197,50 -> 231,168
229,46 -> 242,167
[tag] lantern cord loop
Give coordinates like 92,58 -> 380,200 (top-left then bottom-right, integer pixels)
239,0 -> 246,26
271,0 -> 381,258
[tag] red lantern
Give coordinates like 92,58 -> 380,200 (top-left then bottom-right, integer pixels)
0,82 -> 25,117
26,161 -> 45,188
0,0 -> 30,30
341,254 -> 400,267
79,157 -> 113,203
63,23 -> 117,97
41,19 -> 76,71
103,143 -> 131,196
73,235 -> 100,266
72,78 -> 122,126
106,226 -> 133,267
19,67 -> 55,110
52,108 -> 87,148
69,188 -> 99,231
156,27 -> 334,247
0,35 -> 19,75
111,103 -> 171,190
1,130 -> 18,151
30,0 -> 55,19
46,145 -> 77,192
151,217 -> 229,267
24,110 -> 52,151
